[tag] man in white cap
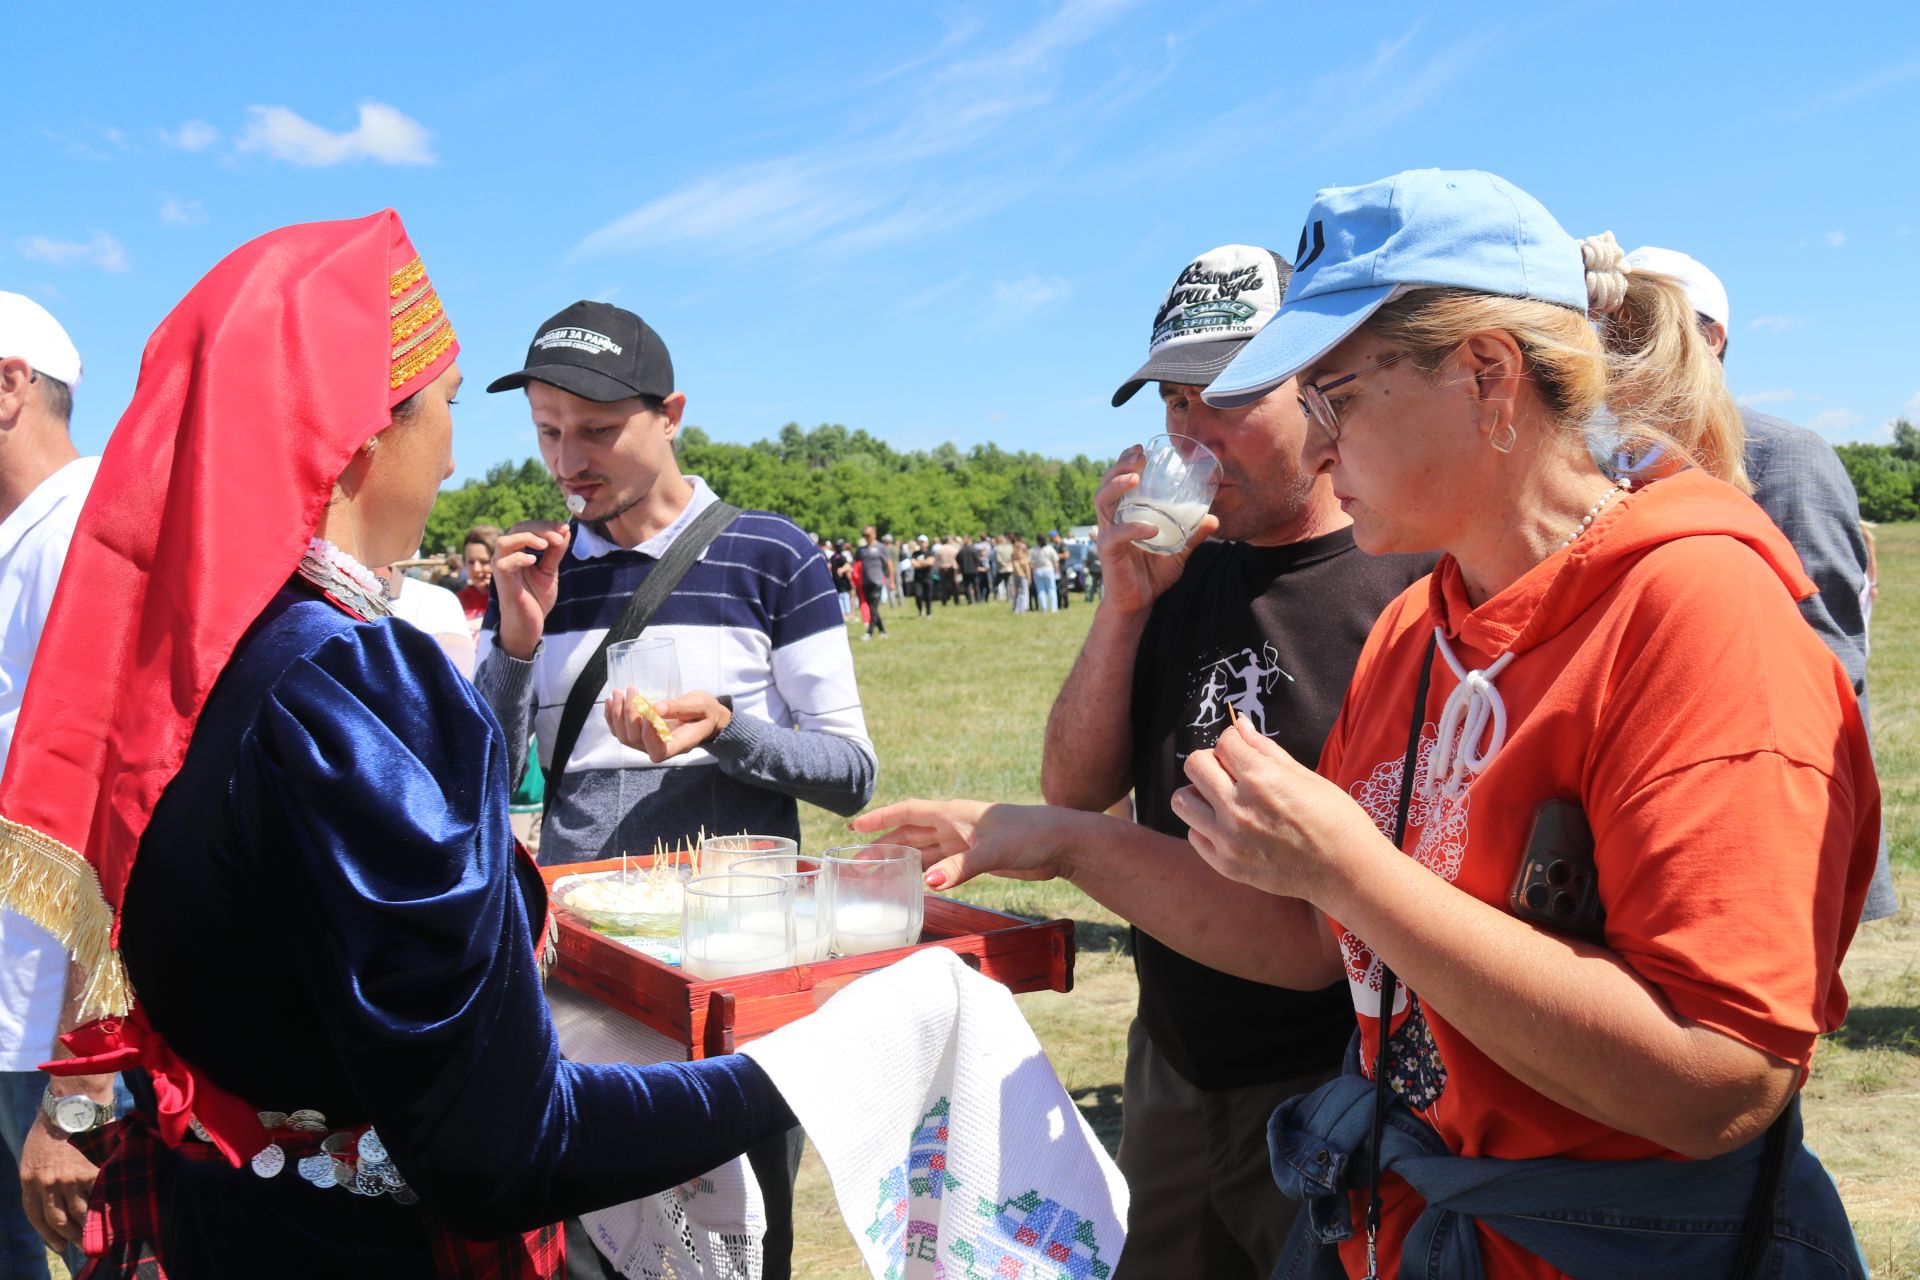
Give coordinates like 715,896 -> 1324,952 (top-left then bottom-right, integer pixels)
1041,248 -> 1433,1278
1620,247 -> 1896,923
0,293 -> 121,1276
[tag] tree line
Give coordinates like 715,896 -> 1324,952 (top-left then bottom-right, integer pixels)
1837,419 -> 1920,522
423,422 -> 1111,552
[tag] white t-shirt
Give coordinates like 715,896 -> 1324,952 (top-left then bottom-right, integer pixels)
389,576 -> 475,678
0,457 -> 99,1070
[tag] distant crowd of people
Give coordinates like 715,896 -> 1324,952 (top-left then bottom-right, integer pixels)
816,529 -> 1101,637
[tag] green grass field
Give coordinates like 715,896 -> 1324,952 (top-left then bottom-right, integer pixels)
49,538 -> 1918,1278
787,531 -> 1920,1277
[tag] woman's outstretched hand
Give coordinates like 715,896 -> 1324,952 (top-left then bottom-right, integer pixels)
849,799 -> 1071,891
1175,718 -> 1383,905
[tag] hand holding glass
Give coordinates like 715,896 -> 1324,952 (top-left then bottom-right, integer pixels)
606,637 -> 681,704
1115,434 -> 1220,555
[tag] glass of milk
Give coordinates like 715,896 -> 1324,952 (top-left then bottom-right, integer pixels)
606,636 -> 681,705
1114,433 -> 1221,555
822,844 -> 925,957
681,873 -> 795,980
732,854 -> 830,963
700,834 -> 798,878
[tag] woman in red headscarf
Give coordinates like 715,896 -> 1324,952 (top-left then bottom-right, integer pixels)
0,213 -> 792,1278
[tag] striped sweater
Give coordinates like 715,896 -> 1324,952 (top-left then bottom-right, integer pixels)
475,478 -> 876,864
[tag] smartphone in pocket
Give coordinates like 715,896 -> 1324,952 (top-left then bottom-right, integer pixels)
1508,799 -> 1606,943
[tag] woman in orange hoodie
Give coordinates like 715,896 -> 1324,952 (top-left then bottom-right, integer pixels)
857,171 -> 1876,1277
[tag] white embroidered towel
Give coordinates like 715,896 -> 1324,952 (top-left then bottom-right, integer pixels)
744,947 -> 1128,1280
550,982 -> 766,1279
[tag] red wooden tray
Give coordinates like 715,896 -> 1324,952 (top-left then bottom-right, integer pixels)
540,856 -> 1076,1058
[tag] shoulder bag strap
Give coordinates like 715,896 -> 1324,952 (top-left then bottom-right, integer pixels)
541,500 -> 742,818
1364,630 -> 1437,1279
1732,1099 -> 1796,1277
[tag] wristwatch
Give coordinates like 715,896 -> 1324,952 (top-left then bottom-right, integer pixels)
41,1090 -> 114,1136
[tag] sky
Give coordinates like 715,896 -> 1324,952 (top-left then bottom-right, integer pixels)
7,1 -> 1918,484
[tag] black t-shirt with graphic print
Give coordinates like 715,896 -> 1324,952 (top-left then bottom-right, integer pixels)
1129,529 -> 1436,1090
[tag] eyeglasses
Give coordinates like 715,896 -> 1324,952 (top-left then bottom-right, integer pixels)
1297,351 -> 1408,443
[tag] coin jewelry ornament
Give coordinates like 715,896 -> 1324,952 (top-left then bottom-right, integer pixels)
297,537 -> 391,621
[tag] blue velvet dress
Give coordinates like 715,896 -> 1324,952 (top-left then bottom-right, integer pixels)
115,584 -> 793,1277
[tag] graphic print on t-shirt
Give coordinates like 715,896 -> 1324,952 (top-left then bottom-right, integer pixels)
1338,721 -> 1473,1113
1178,643 -> 1294,750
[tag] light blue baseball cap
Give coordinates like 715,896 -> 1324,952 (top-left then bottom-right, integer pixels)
1204,169 -> 1589,408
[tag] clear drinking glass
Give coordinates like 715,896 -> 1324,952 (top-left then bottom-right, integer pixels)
1114,433 -> 1221,555
681,873 -> 795,979
822,844 -> 925,957
700,834 -> 798,879
732,854 -> 830,963
606,636 -> 681,704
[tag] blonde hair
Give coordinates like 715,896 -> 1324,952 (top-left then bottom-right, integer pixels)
1360,231 -> 1749,491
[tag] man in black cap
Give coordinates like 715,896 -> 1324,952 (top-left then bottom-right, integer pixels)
476,301 -> 877,1279
1040,247 -> 1433,1278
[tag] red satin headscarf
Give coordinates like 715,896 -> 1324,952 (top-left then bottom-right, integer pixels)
0,210 -> 457,1021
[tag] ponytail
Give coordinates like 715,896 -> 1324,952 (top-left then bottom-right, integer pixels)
1580,231 -> 1746,490
1361,233 -> 1748,491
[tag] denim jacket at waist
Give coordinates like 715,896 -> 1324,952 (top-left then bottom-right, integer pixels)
1267,1043 -> 1864,1280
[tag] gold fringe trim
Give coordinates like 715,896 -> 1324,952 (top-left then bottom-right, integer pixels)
0,815 -> 131,1020
387,256 -> 427,298
390,317 -> 455,390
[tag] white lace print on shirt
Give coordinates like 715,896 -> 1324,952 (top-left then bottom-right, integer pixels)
1338,724 -> 1474,1016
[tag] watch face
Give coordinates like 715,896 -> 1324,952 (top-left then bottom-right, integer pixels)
53,1095 -> 100,1134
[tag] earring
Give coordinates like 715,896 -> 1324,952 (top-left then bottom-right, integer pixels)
1489,421 -> 1516,453
363,434 -> 383,455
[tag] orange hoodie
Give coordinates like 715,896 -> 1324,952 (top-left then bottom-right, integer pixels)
1317,469 -> 1879,1280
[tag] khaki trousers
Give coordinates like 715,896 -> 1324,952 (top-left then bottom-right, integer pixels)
1114,1019 -> 1340,1280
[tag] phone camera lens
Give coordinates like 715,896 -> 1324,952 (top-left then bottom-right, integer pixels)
1526,884 -> 1549,909
1552,891 -> 1576,918
1546,859 -> 1572,887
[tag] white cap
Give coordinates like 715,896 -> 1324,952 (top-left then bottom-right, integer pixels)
1623,246 -> 1729,331
0,292 -> 83,387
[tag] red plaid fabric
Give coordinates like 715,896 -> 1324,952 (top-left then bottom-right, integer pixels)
68,1118 -> 565,1279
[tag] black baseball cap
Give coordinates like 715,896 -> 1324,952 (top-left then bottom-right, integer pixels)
486,300 -> 674,402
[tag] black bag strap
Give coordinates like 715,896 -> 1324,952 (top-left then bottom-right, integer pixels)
1732,1100 -> 1796,1278
1363,632 -> 1437,1278
541,500 -> 741,817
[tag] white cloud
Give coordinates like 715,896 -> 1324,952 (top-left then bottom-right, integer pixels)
1804,54 -> 1920,113
572,0 -> 1137,261
988,409 -> 1009,423
1905,389 -> 1920,415
1748,315 -> 1802,333
990,275 -> 1073,322
1808,409 -> 1863,438
159,120 -> 220,152
1824,230 -> 1846,248
235,102 -> 434,167
16,231 -> 130,273
159,195 -> 206,227
1734,389 -> 1800,407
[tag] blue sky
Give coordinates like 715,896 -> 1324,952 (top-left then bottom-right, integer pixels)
7,1 -> 1917,482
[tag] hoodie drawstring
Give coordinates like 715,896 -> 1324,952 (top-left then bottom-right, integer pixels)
1420,627 -> 1514,801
